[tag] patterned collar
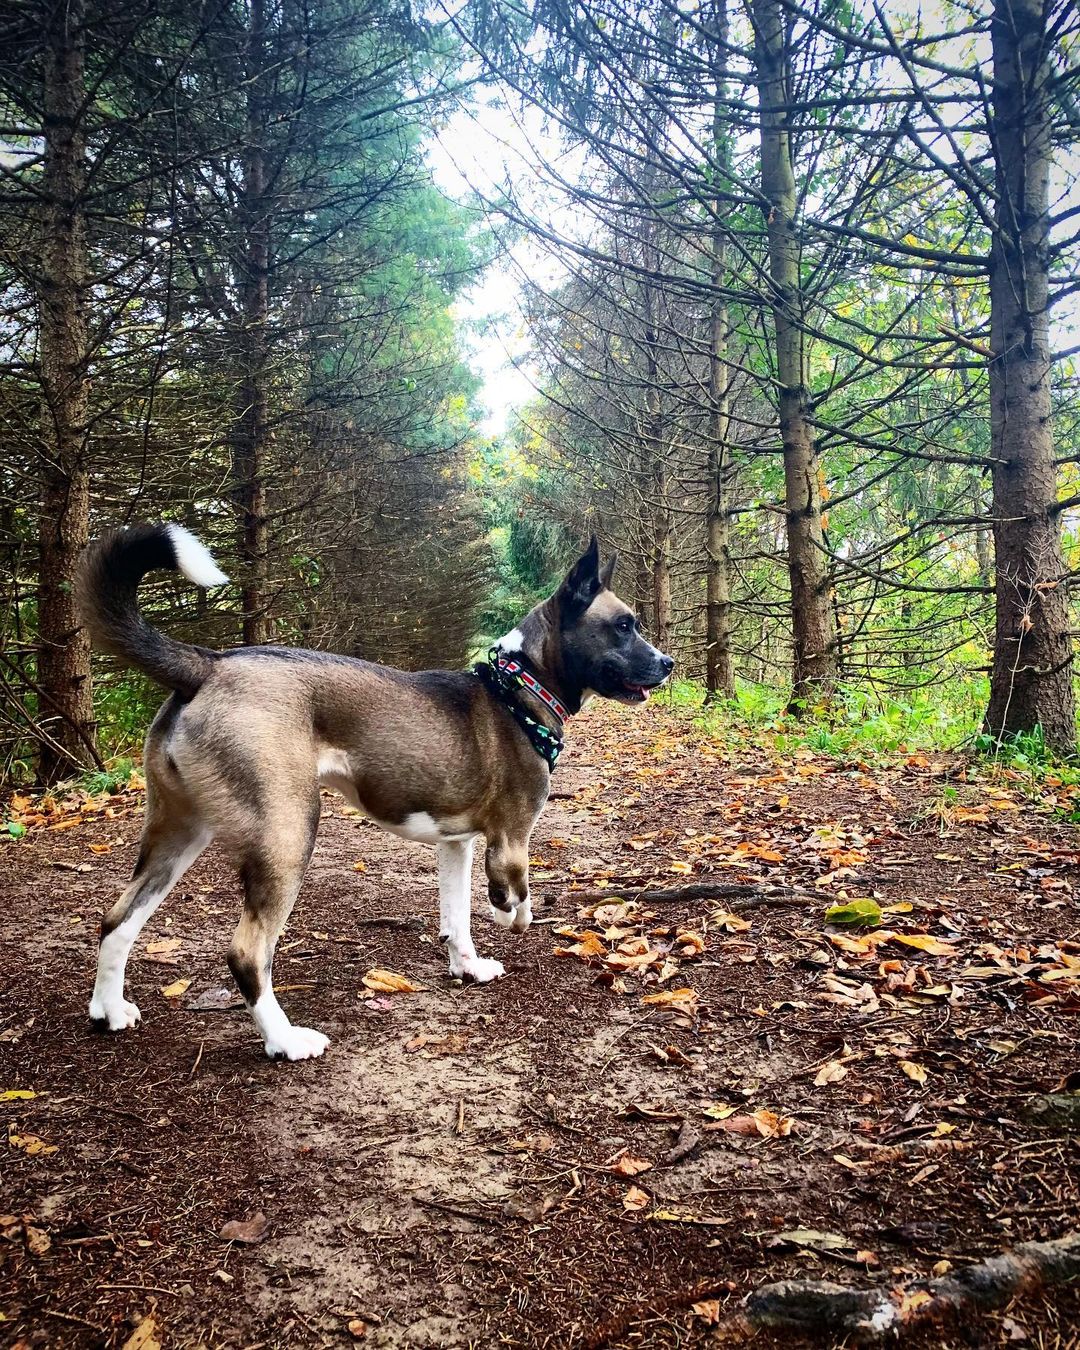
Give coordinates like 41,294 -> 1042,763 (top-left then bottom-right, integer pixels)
473,646 -> 568,770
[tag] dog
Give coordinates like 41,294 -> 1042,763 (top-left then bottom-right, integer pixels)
78,524 -> 673,1059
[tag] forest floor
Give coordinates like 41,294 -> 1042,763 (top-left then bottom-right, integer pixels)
1,700 -> 1080,1350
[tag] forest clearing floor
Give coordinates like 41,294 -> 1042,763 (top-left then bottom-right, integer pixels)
2,699 -> 1080,1349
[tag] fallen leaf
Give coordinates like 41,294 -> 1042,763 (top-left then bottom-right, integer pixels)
361,969 -> 421,994
826,898 -> 883,928
121,1315 -> 162,1350
24,1225 -> 51,1256
691,1298 -> 721,1324
8,1133 -> 58,1157
219,1212 -> 269,1244
553,930 -> 606,960
900,1060 -> 928,1084
814,1060 -> 848,1086
144,937 -> 182,964
160,978 -> 191,999
773,1227 -> 856,1253
710,911 -> 751,933
0,1090 -> 36,1101
642,987 -> 698,1014
675,930 -> 705,957
714,1109 -> 794,1139
610,1154 -> 653,1177
623,1185 -> 650,1212
347,1320 -> 367,1340
888,933 -> 958,957
88,842 -> 112,854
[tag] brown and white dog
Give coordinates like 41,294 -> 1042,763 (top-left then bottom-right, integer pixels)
79,525 -> 673,1060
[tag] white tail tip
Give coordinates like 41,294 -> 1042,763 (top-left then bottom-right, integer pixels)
167,523 -> 229,588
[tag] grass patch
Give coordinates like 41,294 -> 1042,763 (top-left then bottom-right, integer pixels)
665,676 -> 987,761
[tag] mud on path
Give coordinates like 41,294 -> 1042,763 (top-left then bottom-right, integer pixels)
2,701 -> 1080,1348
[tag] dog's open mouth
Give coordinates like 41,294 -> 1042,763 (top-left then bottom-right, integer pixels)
613,679 -> 663,705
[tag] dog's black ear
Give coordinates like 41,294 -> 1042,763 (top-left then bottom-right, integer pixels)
558,535 -> 602,622
600,553 -> 617,589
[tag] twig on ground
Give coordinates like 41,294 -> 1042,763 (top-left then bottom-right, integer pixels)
547,881 -> 818,906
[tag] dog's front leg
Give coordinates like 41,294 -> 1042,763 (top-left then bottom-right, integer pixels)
485,835 -> 532,934
437,839 -> 504,983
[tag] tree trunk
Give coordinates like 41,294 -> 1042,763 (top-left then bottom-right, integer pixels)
705,0 -> 736,702
642,285 -> 672,652
984,0 -> 1075,753
753,0 -> 837,709
37,0 -> 95,783
232,0 -> 272,647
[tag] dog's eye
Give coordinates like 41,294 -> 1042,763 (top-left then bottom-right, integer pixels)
616,616 -> 635,634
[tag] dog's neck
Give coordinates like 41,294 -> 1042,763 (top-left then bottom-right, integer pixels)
495,601 -> 584,724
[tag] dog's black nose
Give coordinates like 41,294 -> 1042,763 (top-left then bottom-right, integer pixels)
660,654 -> 675,674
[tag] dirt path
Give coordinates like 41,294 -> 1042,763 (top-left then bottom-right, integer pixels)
2,702 -> 1080,1348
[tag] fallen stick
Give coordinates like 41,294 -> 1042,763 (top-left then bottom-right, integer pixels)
584,1232 -> 1080,1349
721,1230 -> 1080,1343
545,881 -> 818,907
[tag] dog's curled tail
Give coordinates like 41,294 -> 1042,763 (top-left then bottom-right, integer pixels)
79,523 -> 228,698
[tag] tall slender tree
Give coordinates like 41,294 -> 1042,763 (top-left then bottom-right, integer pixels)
37,0 -> 95,780
751,0 -> 836,707
984,0 -> 1075,752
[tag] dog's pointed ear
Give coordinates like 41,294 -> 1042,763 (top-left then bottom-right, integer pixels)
600,553 -> 617,589
558,535 -> 602,622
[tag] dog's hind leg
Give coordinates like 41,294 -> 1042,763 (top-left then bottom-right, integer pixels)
227,797 -> 326,1060
90,798 -> 211,1032
438,839 -> 504,983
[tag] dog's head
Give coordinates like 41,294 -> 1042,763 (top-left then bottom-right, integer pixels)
548,536 -> 674,706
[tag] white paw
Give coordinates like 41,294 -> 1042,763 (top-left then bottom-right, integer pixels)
264,1025 -> 329,1061
490,899 -> 532,933
450,955 -> 506,984
89,996 -> 141,1031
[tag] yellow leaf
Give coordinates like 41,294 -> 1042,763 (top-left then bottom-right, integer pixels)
362,968 -> 422,994
122,1315 -> 162,1350
160,978 -> 191,999
352,861 -> 367,872
88,842 -> 112,855
0,1090 -> 36,1101
669,860 -> 693,874
553,930 -> 606,960
900,1060 -> 928,1084
642,987 -> 698,1014
8,1132 -> 58,1156
889,933 -> 957,957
